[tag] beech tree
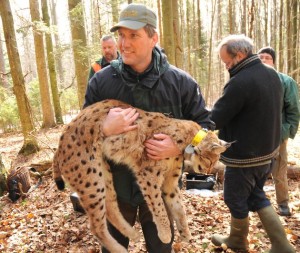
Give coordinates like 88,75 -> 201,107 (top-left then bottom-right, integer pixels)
68,0 -> 89,108
0,0 -> 39,155
161,0 -> 175,65
29,0 -> 56,128
41,0 -> 63,124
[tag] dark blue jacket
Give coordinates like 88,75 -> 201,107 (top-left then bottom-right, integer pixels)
84,47 -> 214,205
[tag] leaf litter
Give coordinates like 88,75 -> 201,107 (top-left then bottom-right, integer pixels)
0,125 -> 299,252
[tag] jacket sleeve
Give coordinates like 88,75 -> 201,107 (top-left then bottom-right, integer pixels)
83,75 -> 102,109
280,74 -> 300,140
210,79 -> 246,130
181,77 -> 215,130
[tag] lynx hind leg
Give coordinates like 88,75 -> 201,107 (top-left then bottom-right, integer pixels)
162,162 -> 191,242
103,162 -> 140,242
64,157 -> 127,253
135,164 -> 172,244
55,145 -> 126,251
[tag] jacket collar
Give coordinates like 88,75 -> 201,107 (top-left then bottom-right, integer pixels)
229,54 -> 260,77
99,52 -> 120,68
110,46 -> 169,88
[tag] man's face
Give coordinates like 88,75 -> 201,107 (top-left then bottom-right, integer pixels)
219,46 -> 241,70
102,39 -> 118,62
117,27 -> 158,73
258,53 -> 274,67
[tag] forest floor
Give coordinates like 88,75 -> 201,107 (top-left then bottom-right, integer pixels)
0,125 -> 299,253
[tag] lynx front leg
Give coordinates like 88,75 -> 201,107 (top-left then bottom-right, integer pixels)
162,162 -> 191,242
136,165 -> 172,244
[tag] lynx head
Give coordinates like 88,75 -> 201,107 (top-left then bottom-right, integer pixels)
183,130 -> 230,174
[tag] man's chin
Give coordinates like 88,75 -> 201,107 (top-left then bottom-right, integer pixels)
105,55 -> 114,61
122,58 -> 133,65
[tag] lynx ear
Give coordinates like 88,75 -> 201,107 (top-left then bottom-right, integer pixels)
221,139 -> 233,148
210,139 -> 232,154
211,143 -> 226,154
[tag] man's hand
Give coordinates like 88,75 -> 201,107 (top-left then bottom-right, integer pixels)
102,107 -> 139,136
144,133 -> 181,160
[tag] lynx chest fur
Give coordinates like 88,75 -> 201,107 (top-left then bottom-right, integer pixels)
53,99 -> 228,253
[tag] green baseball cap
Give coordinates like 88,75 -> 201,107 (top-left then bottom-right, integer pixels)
110,3 -> 157,32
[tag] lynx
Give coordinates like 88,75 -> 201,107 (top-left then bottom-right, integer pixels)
53,99 -> 229,253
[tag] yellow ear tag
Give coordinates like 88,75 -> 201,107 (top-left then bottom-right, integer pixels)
191,129 -> 207,146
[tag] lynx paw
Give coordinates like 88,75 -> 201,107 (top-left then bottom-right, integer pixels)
158,230 -> 172,244
180,230 -> 192,242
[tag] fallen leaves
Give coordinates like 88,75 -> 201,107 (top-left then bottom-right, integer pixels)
0,127 -> 299,253
0,231 -> 9,239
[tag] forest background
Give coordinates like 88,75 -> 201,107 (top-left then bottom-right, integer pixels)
0,0 -> 299,154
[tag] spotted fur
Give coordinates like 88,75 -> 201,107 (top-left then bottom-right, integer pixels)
52,99 -> 228,253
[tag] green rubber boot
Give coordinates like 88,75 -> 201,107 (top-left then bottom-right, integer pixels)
211,216 -> 249,250
257,206 -> 295,253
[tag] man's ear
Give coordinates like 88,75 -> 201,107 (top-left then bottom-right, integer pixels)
236,51 -> 247,61
151,33 -> 159,47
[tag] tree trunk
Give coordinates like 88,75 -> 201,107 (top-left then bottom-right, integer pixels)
191,1 -> 196,79
197,0 -> 205,62
68,0 -> 89,108
215,0 -> 224,106
0,154 -> 7,196
161,0 -> 175,65
286,0 -> 292,74
248,0 -> 255,39
29,0 -> 56,128
291,0 -> 297,80
157,0 -> 163,47
263,0 -> 268,44
92,0 -> 101,44
49,0 -> 65,86
228,0 -> 233,33
186,1 -> 192,74
206,0 -> 216,105
110,0 -> 119,25
241,0 -> 247,34
0,32 -> 9,88
270,0 -> 276,48
172,0 -> 183,69
0,0 -> 39,155
278,0 -> 284,71
41,0 -> 63,125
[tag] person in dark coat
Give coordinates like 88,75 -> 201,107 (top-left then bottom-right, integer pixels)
210,34 -> 295,253
84,3 -> 215,253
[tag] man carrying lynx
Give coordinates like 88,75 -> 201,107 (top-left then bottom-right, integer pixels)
76,3 -> 216,253
53,99 -> 229,253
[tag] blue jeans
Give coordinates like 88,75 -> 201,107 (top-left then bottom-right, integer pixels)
224,162 -> 273,219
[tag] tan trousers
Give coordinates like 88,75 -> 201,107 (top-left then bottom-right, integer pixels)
272,139 -> 289,205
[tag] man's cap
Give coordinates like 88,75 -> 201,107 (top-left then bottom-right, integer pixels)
110,4 -> 157,32
257,46 -> 276,62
